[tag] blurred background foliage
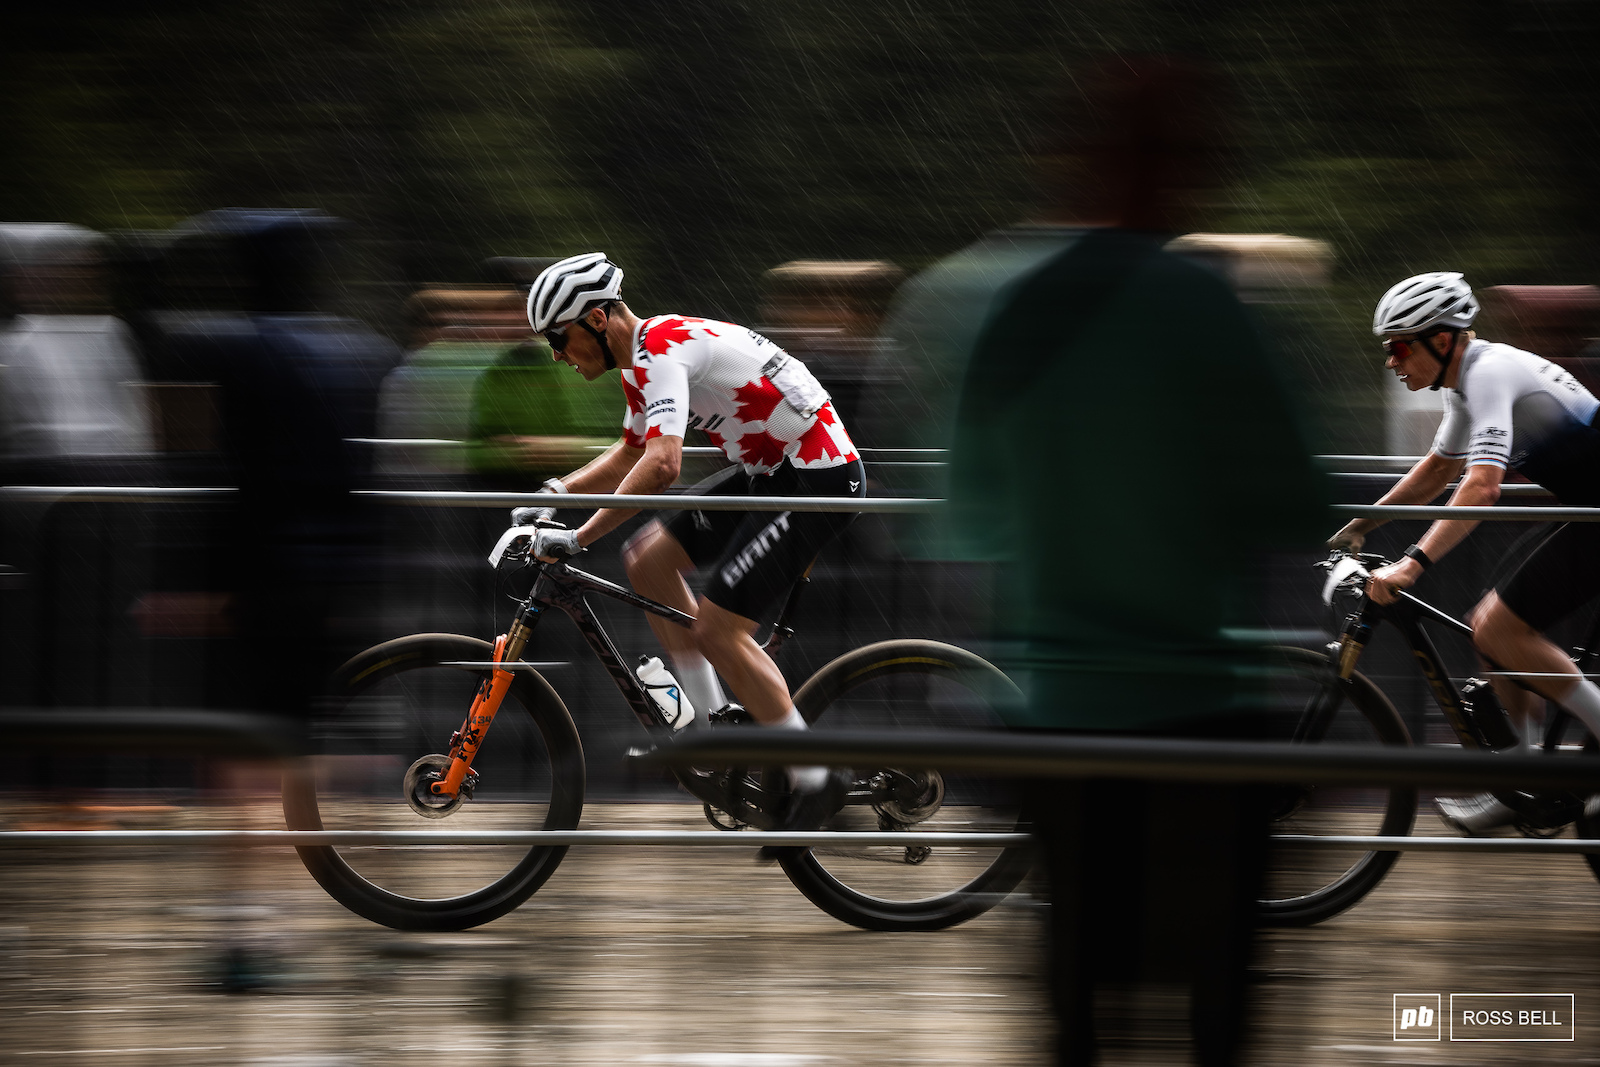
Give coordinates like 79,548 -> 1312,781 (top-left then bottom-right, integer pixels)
5,0 -> 1600,447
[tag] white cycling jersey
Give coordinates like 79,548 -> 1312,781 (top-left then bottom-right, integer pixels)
1432,339 -> 1600,499
620,315 -> 858,474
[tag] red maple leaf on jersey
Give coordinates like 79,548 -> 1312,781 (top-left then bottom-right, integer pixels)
642,317 -> 695,356
814,402 -> 836,426
621,367 -> 649,414
643,424 -> 665,442
737,430 -> 788,470
732,377 -> 782,423
704,429 -> 726,452
794,417 -> 843,465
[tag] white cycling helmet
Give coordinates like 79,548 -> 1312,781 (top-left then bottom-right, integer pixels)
1372,271 -> 1479,336
526,252 -> 624,333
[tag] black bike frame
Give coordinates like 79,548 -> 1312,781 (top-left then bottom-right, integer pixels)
1335,583 -> 1600,752
517,561 -> 695,729
513,558 -> 810,730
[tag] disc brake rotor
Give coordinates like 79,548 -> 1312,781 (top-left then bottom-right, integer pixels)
403,753 -> 467,819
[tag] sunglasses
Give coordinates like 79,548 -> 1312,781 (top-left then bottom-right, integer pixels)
1383,336 -> 1424,359
544,324 -> 570,353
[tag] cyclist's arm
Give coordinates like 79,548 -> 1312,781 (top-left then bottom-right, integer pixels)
1413,462 -> 1503,561
560,440 -> 641,494
1367,461 -> 1502,604
571,434 -> 682,548
1329,451 -> 1464,548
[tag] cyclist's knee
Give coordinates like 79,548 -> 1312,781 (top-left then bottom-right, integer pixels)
1471,593 -> 1532,655
622,521 -> 685,578
691,599 -> 756,653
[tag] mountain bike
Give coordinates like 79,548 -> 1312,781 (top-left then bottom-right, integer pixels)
282,510 -> 1031,932
1260,550 -> 1600,926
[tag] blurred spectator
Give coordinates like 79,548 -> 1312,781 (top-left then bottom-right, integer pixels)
155,208 -> 400,721
0,223 -> 154,476
378,281 -> 532,479
1163,233 -> 1352,455
943,58 -> 1326,1066
872,221 -> 1082,526
757,259 -> 903,453
0,223 -> 158,718
468,337 -> 623,486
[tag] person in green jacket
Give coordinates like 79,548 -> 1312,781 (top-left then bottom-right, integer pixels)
943,57 -> 1327,1067
468,338 -> 623,487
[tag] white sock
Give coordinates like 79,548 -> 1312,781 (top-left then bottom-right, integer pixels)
669,652 -> 726,715
1523,712 -> 1545,754
773,707 -> 828,793
1559,680 -> 1600,742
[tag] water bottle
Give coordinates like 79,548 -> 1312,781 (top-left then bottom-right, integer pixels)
636,655 -> 696,730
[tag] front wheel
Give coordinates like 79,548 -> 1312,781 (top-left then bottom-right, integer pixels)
1258,646 -> 1416,926
776,640 -> 1033,931
283,634 -> 585,931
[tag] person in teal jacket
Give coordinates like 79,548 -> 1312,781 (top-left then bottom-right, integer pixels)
943,58 -> 1327,1067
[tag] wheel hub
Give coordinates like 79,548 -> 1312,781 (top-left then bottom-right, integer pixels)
873,768 -> 945,825
403,754 -> 475,819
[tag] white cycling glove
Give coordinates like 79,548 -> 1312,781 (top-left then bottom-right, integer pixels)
533,528 -> 582,560
511,479 -> 569,527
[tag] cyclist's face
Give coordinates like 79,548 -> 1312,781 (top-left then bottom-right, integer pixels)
1383,332 -> 1442,390
548,310 -> 609,380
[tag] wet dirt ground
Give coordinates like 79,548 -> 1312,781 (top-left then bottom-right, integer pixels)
3,800 -> 1600,1066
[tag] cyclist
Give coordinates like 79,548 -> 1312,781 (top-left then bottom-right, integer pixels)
520,252 -> 865,821
1328,271 -> 1600,833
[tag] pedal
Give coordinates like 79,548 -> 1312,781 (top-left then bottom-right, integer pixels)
708,702 -> 754,726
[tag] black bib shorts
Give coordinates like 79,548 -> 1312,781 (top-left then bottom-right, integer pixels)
661,457 -> 866,622
1498,520 -> 1600,631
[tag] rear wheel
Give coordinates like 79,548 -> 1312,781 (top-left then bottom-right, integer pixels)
1561,720 -> 1600,884
283,633 -> 585,931
775,640 -> 1033,931
1259,646 -> 1415,926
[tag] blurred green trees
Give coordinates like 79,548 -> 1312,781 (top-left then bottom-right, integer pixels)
5,0 -> 1599,447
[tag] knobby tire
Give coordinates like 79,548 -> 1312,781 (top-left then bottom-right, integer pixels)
1259,646 -> 1415,926
776,639 -> 1034,932
283,634 -> 585,931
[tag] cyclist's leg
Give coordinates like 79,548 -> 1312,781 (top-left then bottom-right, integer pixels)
622,465 -> 749,712
621,522 -> 701,657
1476,521 -> 1600,735
691,597 -> 790,723
694,458 -> 865,725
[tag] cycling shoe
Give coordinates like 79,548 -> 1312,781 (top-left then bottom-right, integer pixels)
757,767 -> 851,863
1434,792 -> 1517,836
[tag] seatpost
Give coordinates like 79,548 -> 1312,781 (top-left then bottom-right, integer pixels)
762,569 -> 812,655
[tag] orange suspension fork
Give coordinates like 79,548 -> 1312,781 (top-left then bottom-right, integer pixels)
430,615 -> 535,798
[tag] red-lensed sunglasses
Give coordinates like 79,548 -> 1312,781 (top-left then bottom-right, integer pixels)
1383,336 -> 1424,359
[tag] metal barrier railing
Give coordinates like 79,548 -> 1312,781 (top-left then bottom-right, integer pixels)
0,486 -> 239,504
642,729 -> 1600,789
0,709 -> 304,757
0,829 -> 1031,847
356,490 -> 928,513
6,728 -> 1600,853
7,488 -> 1599,519
1332,504 -> 1600,522
1332,473 -> 1552,498
3,830 -> 1597,854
